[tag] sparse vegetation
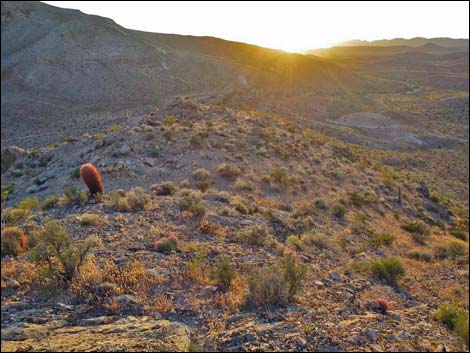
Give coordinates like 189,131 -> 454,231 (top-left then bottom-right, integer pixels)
401,220 -> 430,244
63,186 -> 88,206
369,232 -> 394,247
178,191 -> 206,217
1,227 -> 28,257
362,257 -> 405,285
248,253 -> 305,308
432,303 -> 469,345
154,234 -> 178,253
235,224 -> 273,246
30,221 -> 96,282
330,204 -> 345,218
217,164 -> 241,178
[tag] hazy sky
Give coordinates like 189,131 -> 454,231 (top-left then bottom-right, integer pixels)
43,1 -> 469,52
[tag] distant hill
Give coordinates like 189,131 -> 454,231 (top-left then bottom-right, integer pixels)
2,1 -> 364,145
334,37 -> 469,48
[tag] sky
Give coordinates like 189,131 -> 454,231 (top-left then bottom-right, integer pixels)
43,1 -> 469,53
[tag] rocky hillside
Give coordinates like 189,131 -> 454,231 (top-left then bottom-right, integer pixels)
1,1 -> 469,352
1,96 -> 469,351
2,0 -> 383,148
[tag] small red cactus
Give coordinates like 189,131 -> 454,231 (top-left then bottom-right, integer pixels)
376,297 -> 390,314
80,163 -> 104,196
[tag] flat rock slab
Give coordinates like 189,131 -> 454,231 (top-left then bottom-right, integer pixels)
1,316 -> 190,352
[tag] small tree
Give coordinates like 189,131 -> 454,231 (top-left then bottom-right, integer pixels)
30,221 -> 95,282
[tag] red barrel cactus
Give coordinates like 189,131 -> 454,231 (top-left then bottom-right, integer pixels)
80,163 -> 104,196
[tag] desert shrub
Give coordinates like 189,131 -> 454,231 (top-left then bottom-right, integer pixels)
30,221 -> 96,282
109,190 -> 131,212
211,257 -> 236,291
302,232 -> 330,250
406,250 -> 433,262
350,212 -> 375,236
127,187 -> 150,210
330,204 -> 345,218
401,220 -> 429,236
434,241 -> 468,259
382,172 -> 396,190
78,213 -> 101,226
270,167 -> 295,187
1,184 -> 15,203
450,230 -> 468,242
192,168 -> 210,181
432,303 -> 469,345
363,257 -> 405,285
288,232 -> 330,250
164,115 -> 176,126
107,125 -> 122,133
195,179 -> 210,192
217,164 -> 241,178
332,145 -> 357,162
234,178 -> 254,191
1,207 -> 30,226
286,235 -> 303,250
1,227 -> 28,257
190,132 -> 208,146
63,186 -> 88,206
165,128 -> 175,141
151,181 -> 176,195
70,168 -> 81,179
40,194 -> 57,211
184,245 -> 209,283
178,191 -> 206,217
154,234 -> 178,253
314,198 -> 327,210
248,253 -> 305,308
18,197 -> 39,210
235,224 -> 272,246
369,232 -> 394,247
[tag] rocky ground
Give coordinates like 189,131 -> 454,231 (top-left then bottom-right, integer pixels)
1,94 -> 469,351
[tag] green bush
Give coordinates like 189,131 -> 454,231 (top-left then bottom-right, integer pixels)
109,190 -> 131,211
192,168 -> 210,181
369,232 -> 394,247
450,230 -> 468,242
195,179 -> 210,192
330,204 -> 345,218
190,132 -> 208,146
248,253 -> 305,308
235,224 -> 272,246
211,257 -> 236,291
164,115 -> 176,126
30,221 -> 96,282
40,195 -> 57,211
17,197 -> 39,211
434,241 -> 468,259
217,164 -> 241,178
127,187 -> 150,211
401,220 -> 429,236
406,250 -> 433,262
432,303 -> 469,345
178,191 -> 206,217
363,257 -> 405,285
271,167 -> 295,187
63,187 -> 87,206
286,235 -> 303,250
